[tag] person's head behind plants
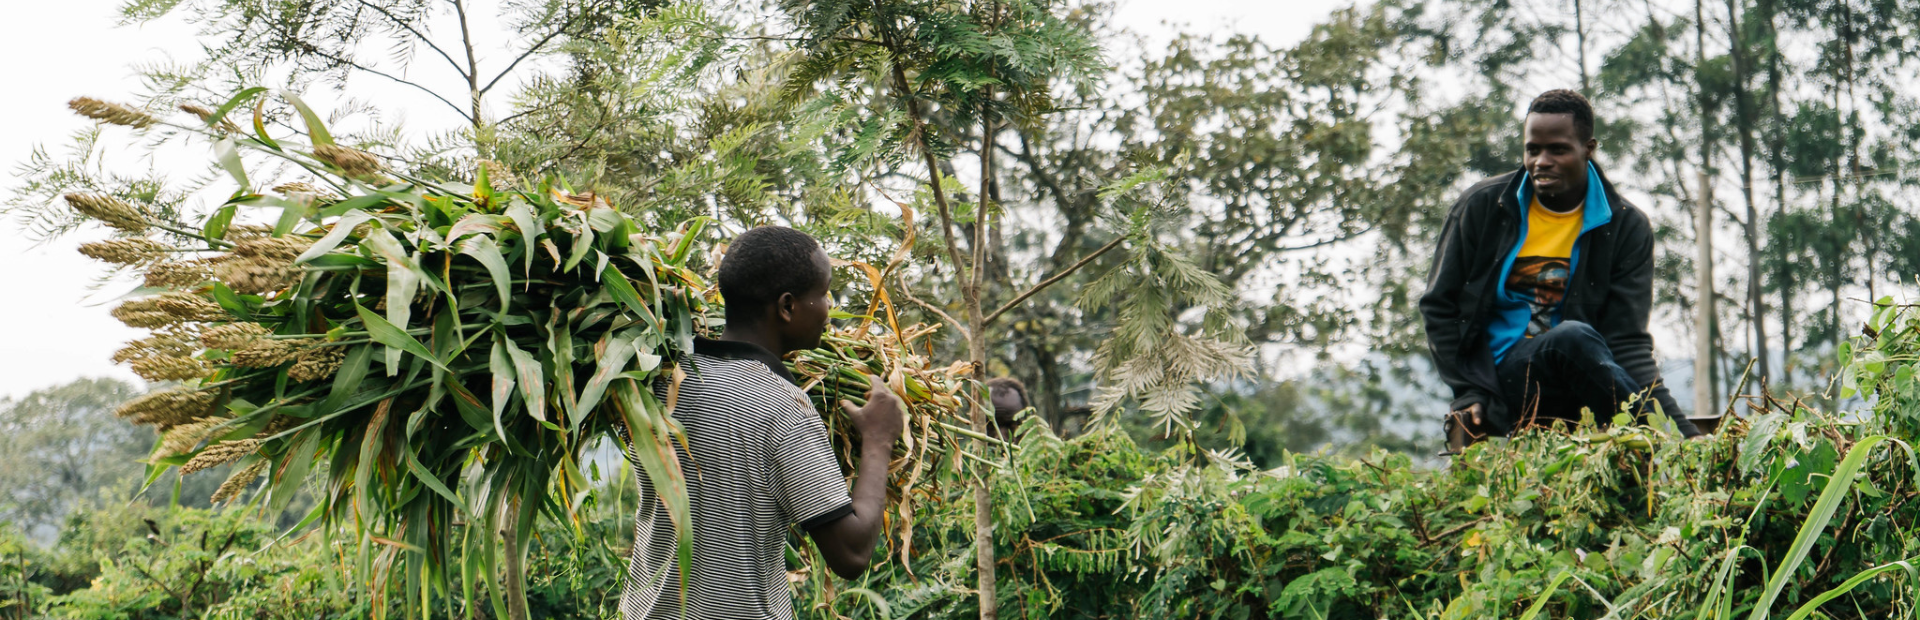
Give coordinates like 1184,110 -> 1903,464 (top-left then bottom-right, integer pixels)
1523,89 -> 1598,202
987,376 -> 1029,433
718,226 -> 832,355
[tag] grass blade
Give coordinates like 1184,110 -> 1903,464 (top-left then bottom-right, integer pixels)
1746,435 -> 1892,620
1782,558 -> 1920,620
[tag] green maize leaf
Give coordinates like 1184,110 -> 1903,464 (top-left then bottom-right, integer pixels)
296,211 -> 373,263
505,199 -> 542,278
667,216 -> 709,265
445,380 -> 500,439
601,263 -> 660,331
547,308 -> 578,419
250,97 -> 280,150
354,304 -> 446,373
614,380 -> 692,601
447,213 -> 510,243
575,329 -> 638,430
214,137 -> 250,191
317,194 -> 390,218
489,339 -> 516,441
278,89 -> 334,145
403,440 -> 470,519
564,224 -> 594,273
208,86 -> 268,131
458,235 -> 512,314
272,195 -> 308,236
503,337 -> 547,423
320,344 -> 374,414
269,429 -> 321,516
208,281 -> 252,321
204,203 -> 237,241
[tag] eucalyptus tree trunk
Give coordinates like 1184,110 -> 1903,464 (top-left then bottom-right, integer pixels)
1724,0 -> 1768,394
1694,0 -> 1717,417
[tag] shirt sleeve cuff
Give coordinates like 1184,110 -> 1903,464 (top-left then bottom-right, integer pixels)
797,502 -> 855,532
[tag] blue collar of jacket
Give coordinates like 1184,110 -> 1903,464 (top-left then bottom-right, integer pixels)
1514,161 -> 1614,232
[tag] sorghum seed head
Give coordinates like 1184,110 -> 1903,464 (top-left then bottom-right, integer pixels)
153,292 -> 228,322
232,339 -> 312,368
210,459 -> 267,503
288,347 -> 346,382
78,238 -> 167,266
232,237 -> 312,261
65,193 -> 149,232
131,355 -> 209,381
114,292 -> 226,328
182,439 -> 261,474
112,305 -> 178,329
216,256 -> 301,294
227,224 -> 277,239
200,323 -> 271,350
115,390 -> 214,429
271,182 -> 339,205
143,258 -> 219,289
158,417 -> 221,458
69,97 -> 157,128
313,144 -> 383,179
113,332 -> 197,364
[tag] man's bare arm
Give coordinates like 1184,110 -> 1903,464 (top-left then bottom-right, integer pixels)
806,382 -> 902,579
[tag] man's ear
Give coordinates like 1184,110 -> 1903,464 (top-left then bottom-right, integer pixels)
774,291 -> 797,325
1586,138 -> 1599,155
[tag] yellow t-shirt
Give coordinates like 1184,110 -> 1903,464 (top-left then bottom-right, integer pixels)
1506,197 -> 1582,336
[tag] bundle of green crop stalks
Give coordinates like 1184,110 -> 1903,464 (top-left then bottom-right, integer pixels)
789,323 -> 1004,575
63,91 -> 985,615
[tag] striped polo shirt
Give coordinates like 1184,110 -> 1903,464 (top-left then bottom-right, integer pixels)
621,338 -> 854,620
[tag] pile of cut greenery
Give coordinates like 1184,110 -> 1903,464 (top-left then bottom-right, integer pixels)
17,309 -> 1920,620
62,91 -> 982,618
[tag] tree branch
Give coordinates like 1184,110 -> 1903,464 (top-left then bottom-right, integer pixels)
354,0 -> 469,79
302,45 -> 474,122
983,234 -> 1125,326
900,286 -> 971,341
451,0 -> 483,129
480,3 -> 597,96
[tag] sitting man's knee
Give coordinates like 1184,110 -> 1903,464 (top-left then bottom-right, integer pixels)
1539,320 -> 1609,356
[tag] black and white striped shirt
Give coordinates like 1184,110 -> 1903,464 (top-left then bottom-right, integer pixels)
622,338 -> 853,620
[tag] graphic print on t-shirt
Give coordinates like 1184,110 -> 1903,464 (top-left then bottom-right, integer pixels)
1507,256 -> 1570,335
1507,196 -> 1584,337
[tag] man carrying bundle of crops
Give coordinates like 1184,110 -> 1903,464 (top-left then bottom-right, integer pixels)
1420,89 -> 1703,455
622,226 -> 902,619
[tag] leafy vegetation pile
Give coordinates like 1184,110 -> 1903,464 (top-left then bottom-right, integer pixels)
4,303 -> 1918,619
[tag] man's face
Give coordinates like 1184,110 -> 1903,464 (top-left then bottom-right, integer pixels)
781,248 -> 835,351
1522,112 -> 1595,198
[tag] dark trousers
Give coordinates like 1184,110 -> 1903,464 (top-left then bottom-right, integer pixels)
1489,321 -> 1643,436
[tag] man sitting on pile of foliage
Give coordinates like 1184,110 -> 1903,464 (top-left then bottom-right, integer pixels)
1420,89 -> 1702,454
622,226 -> 902,619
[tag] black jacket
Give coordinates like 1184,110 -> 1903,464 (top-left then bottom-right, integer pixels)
1419,166 -> 1701,437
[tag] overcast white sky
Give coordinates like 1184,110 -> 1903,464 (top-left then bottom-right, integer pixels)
0,0 -> 1351,399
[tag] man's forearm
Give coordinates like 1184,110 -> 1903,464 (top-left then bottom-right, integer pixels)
814,441 -> 891,579
847,441 -> 891,535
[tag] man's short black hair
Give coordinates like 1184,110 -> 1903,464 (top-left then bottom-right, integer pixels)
987,377 -> 1029,411
719,226 -> 828,316
1527,89 -> 1595,141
